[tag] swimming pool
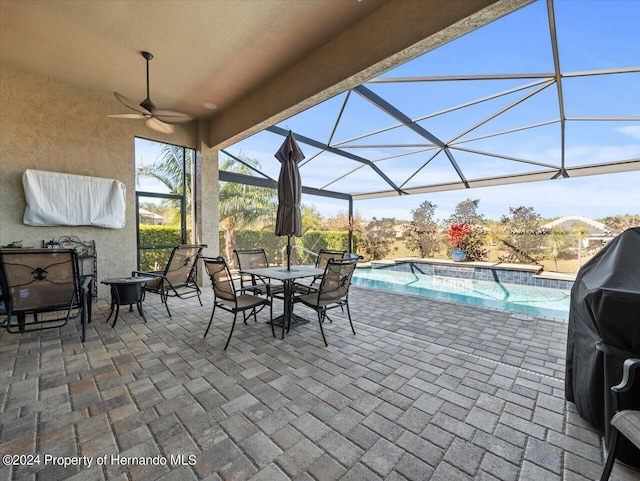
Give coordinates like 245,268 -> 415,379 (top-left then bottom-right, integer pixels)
351,268 -> 570,320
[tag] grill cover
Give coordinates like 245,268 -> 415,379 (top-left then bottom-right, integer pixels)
23,169 -> 126,229
565,227 -> 640,467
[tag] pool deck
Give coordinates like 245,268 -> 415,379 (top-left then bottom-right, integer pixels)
0,287 -> 637,481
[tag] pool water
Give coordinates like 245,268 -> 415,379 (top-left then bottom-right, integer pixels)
351,268 -> 570,320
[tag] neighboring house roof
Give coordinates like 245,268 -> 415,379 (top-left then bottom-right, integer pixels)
138,208 -> 163,222
542,216 -> 607,235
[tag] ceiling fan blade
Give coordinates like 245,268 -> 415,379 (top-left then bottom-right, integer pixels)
107,113 -> 146,119
152,109 -> 195,124
146,117 -> 175,134
113,92 -> 151,115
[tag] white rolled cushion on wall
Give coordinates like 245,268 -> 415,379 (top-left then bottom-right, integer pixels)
22,169 -> 126,229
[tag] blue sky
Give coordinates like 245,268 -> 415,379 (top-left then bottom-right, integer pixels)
141,0 -> 639,222
221,0 -> 639,222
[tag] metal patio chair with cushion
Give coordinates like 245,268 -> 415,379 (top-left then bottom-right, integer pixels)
132,244 -> 206,317
234,248 -> 285,299
202,256 -> 273,350
293,257 -> 357,346
0,248 -> 91,342
599,357 -> 640,481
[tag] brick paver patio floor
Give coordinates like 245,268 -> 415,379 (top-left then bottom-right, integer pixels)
1,286 -> 637,481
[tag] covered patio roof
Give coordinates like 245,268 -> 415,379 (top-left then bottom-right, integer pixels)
222,0 -> 639,201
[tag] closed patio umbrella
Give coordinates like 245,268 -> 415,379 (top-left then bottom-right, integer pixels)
275,131 -> 304,271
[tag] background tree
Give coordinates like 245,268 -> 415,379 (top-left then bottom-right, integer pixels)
484,221 -> 508,262
219,157 -> 277,265
499,206 -> 546,263
545,227 -> 572,271
602,214 -> 640,236
444,198 -> 485,226
571,225 -> 590,269
359,217 -> 395,261
301,204 -> 323,232
403,200 -> 440,257
444,198 -> 487,261
325,209 -> 365,233
136,144 -> 193,225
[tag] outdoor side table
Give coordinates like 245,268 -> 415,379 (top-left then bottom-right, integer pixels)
101,276 -> 154,327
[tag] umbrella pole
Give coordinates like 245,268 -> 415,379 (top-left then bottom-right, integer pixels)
286,235 -> 291,271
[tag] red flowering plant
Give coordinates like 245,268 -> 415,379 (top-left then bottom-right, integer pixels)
445,222 -> 473,251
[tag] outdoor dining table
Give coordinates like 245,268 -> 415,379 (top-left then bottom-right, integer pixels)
239,265 -> 324,339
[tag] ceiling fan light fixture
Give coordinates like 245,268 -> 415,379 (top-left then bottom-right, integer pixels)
204,102 -> 218,110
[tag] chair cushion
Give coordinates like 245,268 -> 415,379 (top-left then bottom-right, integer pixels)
611,410 -> 640,449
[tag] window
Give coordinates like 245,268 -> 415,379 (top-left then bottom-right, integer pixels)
135,137 -> 195,270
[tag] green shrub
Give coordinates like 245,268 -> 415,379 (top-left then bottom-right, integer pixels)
220,229 -> 357,265
138,225 -> 190,270
300,231 -> 358,264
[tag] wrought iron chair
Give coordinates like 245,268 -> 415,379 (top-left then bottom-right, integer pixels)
599,357 -> 640,481
202,256 -> 273,350
317,249 -> 347,268
234,248 -> 285,299
294,248 -> 347,293
0,248 -> 91,341
293,257 -> 357,346
132,244 -> 206,317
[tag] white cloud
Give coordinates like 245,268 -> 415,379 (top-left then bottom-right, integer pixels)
564,144 -> 640,164
617,125 -> 640,140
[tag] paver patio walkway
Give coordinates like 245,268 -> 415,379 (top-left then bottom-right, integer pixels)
0,286 -> 637,481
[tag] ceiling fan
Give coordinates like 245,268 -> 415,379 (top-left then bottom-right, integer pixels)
108,51 -> 194,134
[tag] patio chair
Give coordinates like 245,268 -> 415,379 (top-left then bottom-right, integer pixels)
317,248 -> 347,266
0,248 -> 91,342
599,357 -> 640,481
293,257 -> 357,346
294,248 -> 347,293
234,248 -> 284,296
132,244 -> 206,317
202,256 -> 273,350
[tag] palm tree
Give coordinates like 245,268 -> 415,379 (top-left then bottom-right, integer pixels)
572,225 -> 590,269
219,156 -> 277,265
138,149 -> 278,263
546,227 -> 571,271
136,144 -> 192,225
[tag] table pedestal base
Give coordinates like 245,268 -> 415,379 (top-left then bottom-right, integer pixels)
271,312 -> 310,329
106,300 -> 147,327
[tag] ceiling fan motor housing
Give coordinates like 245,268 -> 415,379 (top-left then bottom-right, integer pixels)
140,97 -> 156,114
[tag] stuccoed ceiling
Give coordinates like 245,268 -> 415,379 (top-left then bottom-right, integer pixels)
0,0 -> 388,119
222,0 -> 640,200
2,0 -> 522,148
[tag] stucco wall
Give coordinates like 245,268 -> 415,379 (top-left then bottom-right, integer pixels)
0,66 -> 208,300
